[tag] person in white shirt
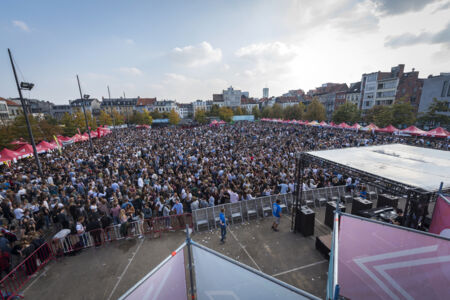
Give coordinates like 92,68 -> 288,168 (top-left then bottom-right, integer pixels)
14,206 -> 24,220
228,190 -> 239,203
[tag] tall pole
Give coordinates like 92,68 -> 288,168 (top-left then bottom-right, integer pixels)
107,85 -> 116,130
185,224 -> 195,299
76,75 -> 94,152
8,48 -> 43,177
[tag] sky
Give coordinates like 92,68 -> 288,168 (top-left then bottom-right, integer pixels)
0,0 -> 449,104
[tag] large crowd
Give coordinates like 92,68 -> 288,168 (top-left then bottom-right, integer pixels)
0,122 -> 448,274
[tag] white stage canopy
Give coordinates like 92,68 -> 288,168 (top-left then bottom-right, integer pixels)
308,144 -> 450,192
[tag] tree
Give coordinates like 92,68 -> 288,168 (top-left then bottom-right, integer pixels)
283,103 -> 305,120
168,109 -> 180,125
271,103 -> 283,119
141,109 -> 153,125
72,109 -> 97,132
234,106 -> 243,116
99,110 -> 113,126
252,106 -> 261,119
365,105 -> 393,127
218,106 -> 233,122
261,106 -> 272,118
150,110 -> 162,119
305,98 -> 326,121
391,102 -> 415,127
60,112 -> 78,136
417,98 -> 450,127
241,107 -> 249,115
208,104 -> 220,117
332,102 -> 361,124
194,109 -> 208,124
0,125 -> 16,149
11,113 -> 41,142
111,109 -> 125,125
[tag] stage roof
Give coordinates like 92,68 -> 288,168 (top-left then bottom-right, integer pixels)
307,144 -> 450,192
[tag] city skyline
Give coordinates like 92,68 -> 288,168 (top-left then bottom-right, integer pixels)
1,0 -> 449,104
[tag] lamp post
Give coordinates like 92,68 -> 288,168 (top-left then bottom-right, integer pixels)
76,75 -> 94,152
107,85 -> 116,131
7,48 -> 43,177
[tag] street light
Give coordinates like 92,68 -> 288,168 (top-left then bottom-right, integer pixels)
107,85 -> 116,132
7,49 -> 43,177
76,75 -> 94,152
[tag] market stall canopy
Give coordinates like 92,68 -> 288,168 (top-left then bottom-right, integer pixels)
400,125 -> 427,136
307,120 -> 319,126
350,123 -> 361,130
37,140 -> 57,151
424,127 -> 449,138
0,148 -> 21,162
376,124 -> 399,133
338,122 -> 351,129
319,121 -> 328,127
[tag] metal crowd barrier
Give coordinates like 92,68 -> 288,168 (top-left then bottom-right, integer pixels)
0,242 -> 54,300
51,213 -> 193,255
192,184 -> 379,231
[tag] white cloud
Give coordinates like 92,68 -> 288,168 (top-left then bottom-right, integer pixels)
170,41 -> 222,67
118,67 -> 143,76
12,20 -> 30,32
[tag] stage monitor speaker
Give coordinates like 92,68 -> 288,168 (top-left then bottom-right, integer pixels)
351,197 -> 373,215
377,194 -> 399,208
296,207 -> 315,236
325,201 -> 346,228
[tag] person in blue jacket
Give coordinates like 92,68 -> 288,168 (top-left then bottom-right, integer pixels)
219,208 -> 226,243
272,199 -> 282,232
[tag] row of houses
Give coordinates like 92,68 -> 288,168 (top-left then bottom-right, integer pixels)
1,65 -> 448,123
305,65 -> 449,119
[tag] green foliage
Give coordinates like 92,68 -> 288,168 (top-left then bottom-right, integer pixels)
305,98 -> 326,121
99,110 -> 113,126
168,109 -> 180,125
111,109 -> 125,125
391,102 -> 416,127
332,102 -> 361,124
233,106 -> 243,116
194,109 -> 208,124
150,110 -> 162,120
61,112 -> 77,136
252,106 -> 261,119
208,104 -> 220,117
130,110 -> 153,125
417,98 -> 450,127
283,103 -> 305,120
271,103 -> 283,119
365,105 -> 393,127
261,106 -> 272,118
218,106 -> 233,122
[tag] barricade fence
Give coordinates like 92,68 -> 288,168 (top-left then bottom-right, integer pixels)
0,242 -> 53,300
51,213 -> 193,256
192,184 -> 379,231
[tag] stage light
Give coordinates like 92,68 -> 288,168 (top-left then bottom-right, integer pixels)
20,82 -> 34,90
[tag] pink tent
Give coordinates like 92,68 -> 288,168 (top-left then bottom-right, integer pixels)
218,120 -> 226,125
10,138 -> 27,146
37,141 -> 57,151
400,125 -> 427,136
57,135 -> 74,144
319,121 -> 328,127
377,124 -> 399,133
16,144 -> 35,156
338,122 -> 351,129
329,122 -> 336,127
423,127 -> 449,138
350,123 -> 361,130
0,148 -> 21,162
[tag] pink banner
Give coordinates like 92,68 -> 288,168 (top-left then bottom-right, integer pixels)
338,215 -> 450,300
123,248 -> 186,300
429,195 -> 450,238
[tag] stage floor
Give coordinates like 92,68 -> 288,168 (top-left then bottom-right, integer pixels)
23,211 -> 331,299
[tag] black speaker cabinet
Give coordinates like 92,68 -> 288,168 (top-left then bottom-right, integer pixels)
351,197 -> 373,215
325,201 -> 346,228
377,194 -> 399,208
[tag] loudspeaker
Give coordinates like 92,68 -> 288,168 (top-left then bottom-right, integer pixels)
297,207 -> 315,236
377,194 -> 399,208
325,201 -> 345,228
351,197 -> 373,215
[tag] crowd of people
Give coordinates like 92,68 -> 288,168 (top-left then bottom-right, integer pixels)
0,122 -> 448,273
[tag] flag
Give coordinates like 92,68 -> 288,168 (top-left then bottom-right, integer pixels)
429,195 -> 450,238
77,128 -> 81,135
53,135 -> 62,154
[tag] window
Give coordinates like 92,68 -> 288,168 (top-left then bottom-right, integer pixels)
442,81 -> 449,97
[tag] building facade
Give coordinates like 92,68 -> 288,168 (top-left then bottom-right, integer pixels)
100,97 -> 137,117
0,98 -> 9,125
263,87 -> 269,98
240,97 -> 259,112
418,73 -> 450,115
346,82 -> 361,107
223,86 -> 242,107
153,100 -> 180,115
135,97 -> 157,112
4,99 -> 22,120
70,98 -> 102,115
395,69 -> 424,112
51,105 -> 72,120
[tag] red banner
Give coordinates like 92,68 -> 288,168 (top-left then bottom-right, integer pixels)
429,195 -> 450,238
